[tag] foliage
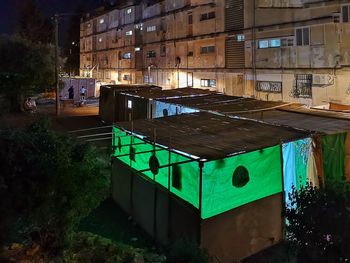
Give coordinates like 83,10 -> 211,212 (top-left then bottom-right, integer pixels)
0,119 -> 110,255
16,0 -> 54,44
0,36 -> 56,111
167,239 -> 211,263
285,183 -> 350,262
64,232 -> 166,263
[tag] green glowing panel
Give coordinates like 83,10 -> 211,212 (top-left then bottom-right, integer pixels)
112,127 -> 199,208
201,145 -> 282,219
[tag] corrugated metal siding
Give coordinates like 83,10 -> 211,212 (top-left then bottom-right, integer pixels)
225,0 -> 244,31
226,38 -> 245,68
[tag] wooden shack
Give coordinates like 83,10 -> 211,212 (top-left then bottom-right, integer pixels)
99,84 -> 161,124
111,112 -> 309,262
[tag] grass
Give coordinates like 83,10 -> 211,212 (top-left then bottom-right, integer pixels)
78,199 -> 155,250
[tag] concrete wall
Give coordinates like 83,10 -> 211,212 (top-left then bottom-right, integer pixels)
201,193 -> 283,262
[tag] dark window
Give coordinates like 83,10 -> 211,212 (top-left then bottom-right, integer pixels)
149,154 -> 160,175
232,166 -> 249,188
187,51 -> 194,57
296,28 -> 310,46
342,5 -> 349,22
123,74 -> 131,81
200,46 -> 215,54
188,14 -> 193,24
172,165 -> 181,190
147,50 -> 157,58
160,45 -> 166,57
200,11 -> 216,21
292,74 -> 313,98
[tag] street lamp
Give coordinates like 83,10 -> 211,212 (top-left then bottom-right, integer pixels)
52,12 -> 82,116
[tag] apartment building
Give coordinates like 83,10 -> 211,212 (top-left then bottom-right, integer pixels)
244,0 -> 350,106
80,0 -> 245,94
80,0 -> 350,106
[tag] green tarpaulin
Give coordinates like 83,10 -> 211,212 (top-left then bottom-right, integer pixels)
322,133 -> 347,183
113,128 -> 283,219
201,146 -> 282,219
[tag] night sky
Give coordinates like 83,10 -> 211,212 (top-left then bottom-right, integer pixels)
0,0 -> 103,35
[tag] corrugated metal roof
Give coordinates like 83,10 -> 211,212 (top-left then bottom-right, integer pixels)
122,87 -> 216,99
116,112 -> 309,160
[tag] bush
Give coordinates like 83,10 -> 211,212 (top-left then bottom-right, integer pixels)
0,119 -> 110,255
285,183 -> 350,262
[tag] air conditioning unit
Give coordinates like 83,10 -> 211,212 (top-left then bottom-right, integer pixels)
313,74 -> 334,86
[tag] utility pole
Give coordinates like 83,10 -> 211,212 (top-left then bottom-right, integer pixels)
54,14 -> 60,116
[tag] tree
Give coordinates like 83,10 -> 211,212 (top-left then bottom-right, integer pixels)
285,183 -> 350,262
16,0 -> 54,44
0,120 -> 110,255
0,36 -> 56,111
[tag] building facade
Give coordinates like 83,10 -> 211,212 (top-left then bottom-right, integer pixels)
80,0 -> 350,106
80,0 -> 245,93
244,0 -> 350,106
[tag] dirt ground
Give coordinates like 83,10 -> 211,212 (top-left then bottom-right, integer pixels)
0,104 -> 102,132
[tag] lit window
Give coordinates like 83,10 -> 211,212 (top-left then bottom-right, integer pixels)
127,8 -> 132,14
147,25 -> 156,32
125,30 -> 133,36
201,79 -> 216,88
135,47 -> 141,51
122,52 -> 132,59
127,100 -> 133,109
258,39 -> 281,49
200,11 -> 216,21
270,39 -> 281,47
124,74 -> 131,81
200,46 -> 215,54
99,18 -> 105,24
237,34 -> 245,42
258,40 -> 269,49
296,27 -> 310,46
146,50 -> 157,58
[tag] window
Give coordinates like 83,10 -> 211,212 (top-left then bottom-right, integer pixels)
201,79 -> 216,88
146,25 -> 156,32
135,47 -> 141,51
200,45 -> 215,54
237,34 -> 245,42
187,51 -> 194,56
172,165 -> 182,190
281,38 -> 294,47
256,81 -> 282,93
160,45 -> 166,57
258,38 -> 281,49
293,74 -> 313,98
188,14 -> 193,24
122,52 -> 132,59
146,50 -> 157,58
232,166 -> 249,188
125,30 -> 133,36
127,100 -> 133,109
126,8 -> 132,14
296,27 -> 310,46
123,74 -> 131,81
342,5 -> 350,22
200,11 -> 216,21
